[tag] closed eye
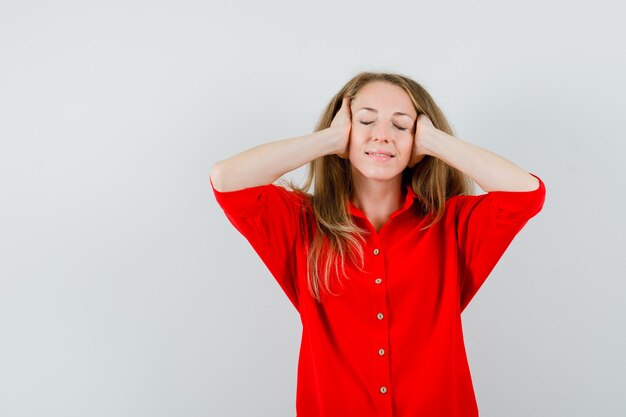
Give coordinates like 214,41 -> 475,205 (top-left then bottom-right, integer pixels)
360,121 -> 407,131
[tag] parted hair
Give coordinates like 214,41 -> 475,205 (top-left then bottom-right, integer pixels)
278,71 -> 475,303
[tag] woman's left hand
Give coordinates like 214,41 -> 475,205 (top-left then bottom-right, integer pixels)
407,113 -> 435,168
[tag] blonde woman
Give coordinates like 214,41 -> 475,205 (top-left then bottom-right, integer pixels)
210,71 -> 546,417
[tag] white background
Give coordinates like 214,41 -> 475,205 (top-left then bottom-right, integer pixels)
1,0 -> 624,416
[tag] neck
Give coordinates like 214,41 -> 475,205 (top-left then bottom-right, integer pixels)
350,175 -> 405,221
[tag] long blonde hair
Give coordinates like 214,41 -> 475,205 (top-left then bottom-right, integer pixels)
278,71 -> 474,303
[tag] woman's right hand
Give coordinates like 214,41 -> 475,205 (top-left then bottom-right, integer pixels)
329,97 -> 351,159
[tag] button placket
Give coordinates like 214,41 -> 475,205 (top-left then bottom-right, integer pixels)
370,243 -> 391,404
370,238 -> 391,407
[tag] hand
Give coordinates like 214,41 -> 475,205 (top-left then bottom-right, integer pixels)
330,97 -> 351,159
407,113 -> 435,168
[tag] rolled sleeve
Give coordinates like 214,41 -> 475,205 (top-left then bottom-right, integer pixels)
454,173 -> 546,312
210,176 -> 305,310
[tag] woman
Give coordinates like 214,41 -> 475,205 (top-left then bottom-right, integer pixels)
210,71 -> 546,417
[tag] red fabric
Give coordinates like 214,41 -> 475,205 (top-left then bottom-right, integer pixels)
210,173 -> 546,417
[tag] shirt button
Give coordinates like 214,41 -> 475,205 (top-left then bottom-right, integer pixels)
378,348 -> 385,356
377,312 -> 384,320
374,278 -> 382,284
380,386 -> 388,394
373,248 -> 380,255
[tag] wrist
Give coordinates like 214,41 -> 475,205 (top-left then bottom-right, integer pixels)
422,127 -> 451,158
316,127 -> 346,157
327,126 -> 348,155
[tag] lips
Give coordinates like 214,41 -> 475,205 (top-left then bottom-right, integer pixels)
366,152 -> 394,162
365,150 -> 395,157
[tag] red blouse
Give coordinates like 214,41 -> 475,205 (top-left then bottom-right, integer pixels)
210,172 -> 546,417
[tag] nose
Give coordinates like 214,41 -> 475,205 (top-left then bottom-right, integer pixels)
372,123 -> 393,140
372,134 -> 391,143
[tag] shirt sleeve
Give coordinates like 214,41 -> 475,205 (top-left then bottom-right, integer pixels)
210,176 -> 304,310
454,172 -> 546,313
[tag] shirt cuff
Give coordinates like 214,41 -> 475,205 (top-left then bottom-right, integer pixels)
489,172 -> 546,221
210,176 -> 269,217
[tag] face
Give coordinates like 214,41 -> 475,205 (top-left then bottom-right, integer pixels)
348,81 -> 417,182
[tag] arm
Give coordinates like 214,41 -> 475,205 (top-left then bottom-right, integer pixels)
419,121 -> 539,192
413,117 -> 546,312
210,127 -> 345,192
210,100 -> 352,309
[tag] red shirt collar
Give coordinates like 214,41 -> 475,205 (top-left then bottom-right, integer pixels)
346,183 -> 418,219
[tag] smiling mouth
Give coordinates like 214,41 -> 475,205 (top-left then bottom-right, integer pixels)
365,152 -> 395,157
365,152 -> 394,161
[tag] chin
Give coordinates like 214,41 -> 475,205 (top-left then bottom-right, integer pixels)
350,165 -> 403,182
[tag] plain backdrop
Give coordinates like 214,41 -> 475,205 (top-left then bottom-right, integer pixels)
1,0 -> 625,416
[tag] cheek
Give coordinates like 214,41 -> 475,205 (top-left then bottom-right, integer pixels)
400,138 -> 413,157
348,132 -> 364,148
347,136 -> 367,161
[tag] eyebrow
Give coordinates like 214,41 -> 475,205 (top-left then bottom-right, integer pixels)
356,107 -> 414,118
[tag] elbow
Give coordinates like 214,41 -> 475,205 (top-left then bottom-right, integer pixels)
523,173 -> 541,192
209,163 -> 224,191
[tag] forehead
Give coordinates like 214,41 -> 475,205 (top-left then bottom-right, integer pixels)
353,81 -> 416,118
